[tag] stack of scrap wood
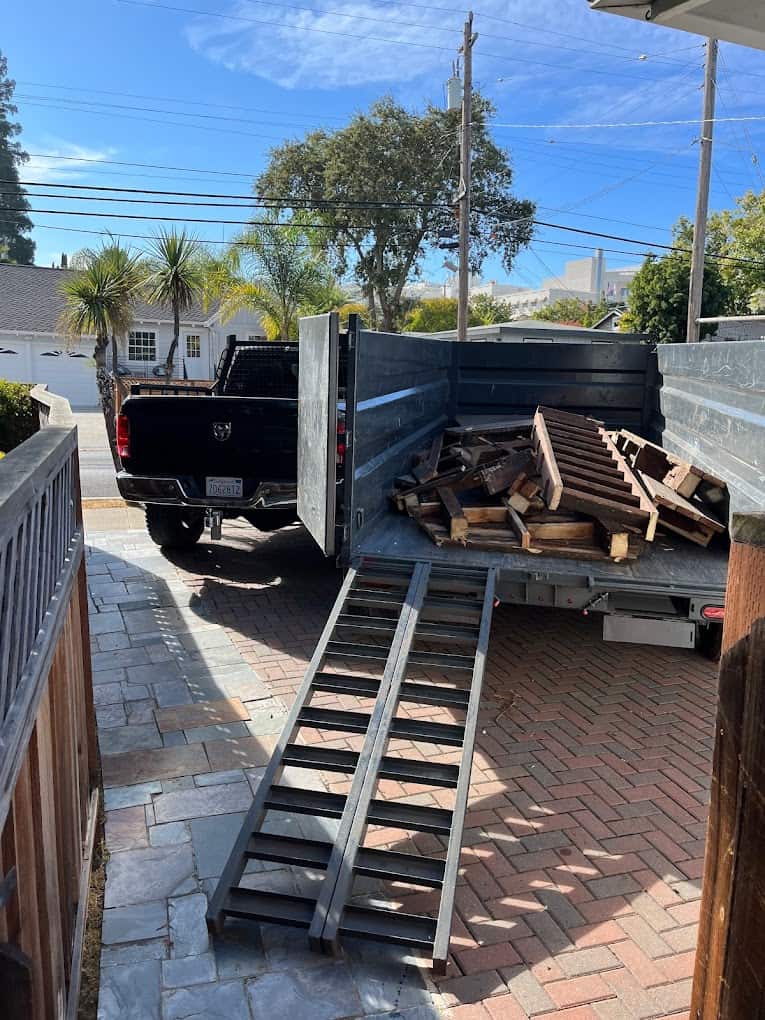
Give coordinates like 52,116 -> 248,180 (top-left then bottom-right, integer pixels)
391,407 -> 728,561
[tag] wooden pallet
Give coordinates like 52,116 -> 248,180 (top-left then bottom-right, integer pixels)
533,407 -> 659,541
614,430 -> 726,500
639,473 -> 726,547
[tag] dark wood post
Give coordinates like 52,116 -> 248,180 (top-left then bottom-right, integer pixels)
691,512 -> 765,1019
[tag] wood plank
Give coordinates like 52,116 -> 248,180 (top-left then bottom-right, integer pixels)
12,759 -> 45,1020
506,506 -> 531,549
555,453 -> 627,484
527,520 -> 595,542
413,434 -> 443,484
559,486 -> 651,525
446,417 -> 534,436
560,473 -> 641,506
461,506 -> 508,524
438,487 -> 468,543
64,788 -> 99,1020
640,473 -> 726,531
536,406 -> 604,430
593,520 -> 631,561
532,411 -> 563,510
479,451 -> 533,496
546,423 -> 611,451
546,437 -> 617,466
599,429 -> 660,542
506,492 -> 531,514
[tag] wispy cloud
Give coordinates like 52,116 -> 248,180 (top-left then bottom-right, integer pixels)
23,141 -> 116,183
182,0 -> 702,91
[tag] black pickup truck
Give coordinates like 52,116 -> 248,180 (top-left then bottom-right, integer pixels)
116,339 -> 299,548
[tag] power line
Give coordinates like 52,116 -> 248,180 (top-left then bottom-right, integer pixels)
26,152 -> 258,179
494,115 -> 765,130
11,179 -> 452,211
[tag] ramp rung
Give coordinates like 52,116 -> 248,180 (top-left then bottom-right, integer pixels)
245,833 -> 332,869
264,786 -> 346,819
335,616 -> 397,636
367,799 -> 453,835
224,887 -> 316,928
356,847 -> 445,888
297,706 -> 370,735
282,743 -> 459,789
339,905 -> 436,950
416,620 -> 480,640
325,641 -> 390,662
282,744 -> 359,774
346,589 -> 405,607
390,717 -> 466,746
400,681 -> 470,710
311,672 -> 381,698
407,649 -> 475,671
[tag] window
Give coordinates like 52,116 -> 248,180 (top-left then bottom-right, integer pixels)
186,334 -> 201,359
128,330 -> 156,361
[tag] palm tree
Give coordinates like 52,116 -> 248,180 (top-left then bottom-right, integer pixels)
60,243 -> 142,459
205,216 -> 343,341
143,229 -> 204,376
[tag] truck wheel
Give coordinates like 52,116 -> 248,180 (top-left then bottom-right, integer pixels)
245,509 -> 298,532
145,506 -> 204,549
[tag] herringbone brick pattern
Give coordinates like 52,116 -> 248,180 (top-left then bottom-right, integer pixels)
174,523 -> 717,1019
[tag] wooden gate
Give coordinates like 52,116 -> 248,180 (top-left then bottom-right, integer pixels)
0,421 -> 98,1019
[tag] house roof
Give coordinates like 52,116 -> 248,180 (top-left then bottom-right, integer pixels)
0,263 -> 218,334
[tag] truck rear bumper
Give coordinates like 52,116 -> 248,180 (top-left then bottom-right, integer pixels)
116,472 -> 296,509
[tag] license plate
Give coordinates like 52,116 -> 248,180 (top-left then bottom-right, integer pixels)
205,476 -> 243,499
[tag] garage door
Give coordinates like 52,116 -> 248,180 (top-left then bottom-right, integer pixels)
0,338 -> 99,408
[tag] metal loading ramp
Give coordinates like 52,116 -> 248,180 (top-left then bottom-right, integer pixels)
207,556 -> 497,973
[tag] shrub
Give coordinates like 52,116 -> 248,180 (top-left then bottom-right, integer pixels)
0,380 -> 37,454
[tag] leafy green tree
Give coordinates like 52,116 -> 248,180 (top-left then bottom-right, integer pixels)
204,216 -> 342,341
469,293 -> 514,325
620,250 -> 731,342
60,243 -> 143,457
532,297 -> 610,327
404,298 -> 459,333
144,229 -> 205,375
256,95 -> 534,331
0,52 -> 34,264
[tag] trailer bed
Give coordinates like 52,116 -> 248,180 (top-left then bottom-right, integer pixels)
356,513 -> 728,601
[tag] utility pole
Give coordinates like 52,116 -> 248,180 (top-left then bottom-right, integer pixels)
457,12 -> 477,342
687,37 -> 718,343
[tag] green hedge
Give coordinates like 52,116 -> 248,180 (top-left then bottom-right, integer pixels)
0,380 -> 38,455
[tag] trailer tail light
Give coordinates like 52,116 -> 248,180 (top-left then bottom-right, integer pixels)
116,414 -> 130,459
702,605 -> 725,621
336,416 -> 346,466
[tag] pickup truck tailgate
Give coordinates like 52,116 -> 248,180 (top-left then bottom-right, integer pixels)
120,395 -> 297,482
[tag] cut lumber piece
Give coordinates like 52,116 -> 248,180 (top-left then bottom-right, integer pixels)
393,465 -> 467,504
506,506 -> 531,549
438,487 -> 468,543
533,407 -> 659,541
593,519 -> 631,561
403,493 -> 422,518
615,430 -> 727,500
413,434 -> 444,484
532,410 -> 563,509
446,416 -> 534,436
480,451 -> 534,497
505,492 -> 531,514
527,520 -> 595,542
640,473 -> 726,547
519,477 -> 541,500
536,406 -> 604,430
462,506 -> 508,524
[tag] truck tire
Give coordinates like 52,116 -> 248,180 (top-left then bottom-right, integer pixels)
145,506 -> 204,549
245,509 -> 298,532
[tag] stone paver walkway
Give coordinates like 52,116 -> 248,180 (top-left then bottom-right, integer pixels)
88,520 -> 718,1020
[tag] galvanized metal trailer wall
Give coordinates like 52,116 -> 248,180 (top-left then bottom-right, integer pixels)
454,340 -> 655,432
655,340 -> 765,515
343,327 -> 452,561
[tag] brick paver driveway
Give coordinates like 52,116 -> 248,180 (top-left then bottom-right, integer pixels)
88,519 -> 716,1020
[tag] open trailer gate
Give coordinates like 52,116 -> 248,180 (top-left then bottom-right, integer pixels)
207,556 -> 497,972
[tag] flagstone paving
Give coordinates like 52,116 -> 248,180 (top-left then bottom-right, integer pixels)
89,519 -> 717,1020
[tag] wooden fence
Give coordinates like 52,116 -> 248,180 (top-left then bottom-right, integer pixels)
0,392 -> 98,1020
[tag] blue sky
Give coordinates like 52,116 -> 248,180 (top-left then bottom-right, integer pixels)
4,0 -> 765,291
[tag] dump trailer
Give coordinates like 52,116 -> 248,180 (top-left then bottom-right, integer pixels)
298,314 -> 765,651
207,316 -> 763,972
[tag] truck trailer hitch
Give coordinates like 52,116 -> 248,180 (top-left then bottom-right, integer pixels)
204,509 -> 223,541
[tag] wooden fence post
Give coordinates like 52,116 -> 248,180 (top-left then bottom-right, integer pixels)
690,512 -> 765,1019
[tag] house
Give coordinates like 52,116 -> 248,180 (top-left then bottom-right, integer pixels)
0,263 -> 264,408
422,318 -> 647,343
592,308 -> 626,332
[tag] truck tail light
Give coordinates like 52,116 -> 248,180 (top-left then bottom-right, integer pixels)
702,605 -> 724,621
116,414 -> 130,459
336,416 -> 346,466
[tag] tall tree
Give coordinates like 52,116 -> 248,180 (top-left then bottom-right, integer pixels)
257,95 -> 534,331
143,229 -> 204,375
204,216 -> 343,340
620,249 -> 731,342
0,51 -> 34,264
59,243 -> 143,458
533,297 -> 609,327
